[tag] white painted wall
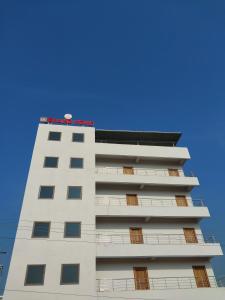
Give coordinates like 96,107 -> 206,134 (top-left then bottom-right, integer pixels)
4,124 -> 97,300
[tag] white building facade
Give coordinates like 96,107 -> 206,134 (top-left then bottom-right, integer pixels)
3,118 -> 225,300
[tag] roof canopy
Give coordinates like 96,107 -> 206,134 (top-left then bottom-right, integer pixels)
95,130 -> 181,146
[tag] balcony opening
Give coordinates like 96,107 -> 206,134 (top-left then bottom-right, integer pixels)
133,267 -> 150,290
123,166 -> 134,175
184,228 -> 198,243
193,266 -> 210,288
168,168 -> 180,176
176,195 -> 188,207
126,194 -> 138,206
130,228 -> 143,244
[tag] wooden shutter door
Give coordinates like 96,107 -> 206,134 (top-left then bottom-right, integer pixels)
176,195 -> 188,207
126,194 -> 138,206
130,228 -> 143,244
168,169 -> 179,176
193,266 -> 210,288
123,166 -> 134,175
183,228 -> 198,243
133,267 -> 149,290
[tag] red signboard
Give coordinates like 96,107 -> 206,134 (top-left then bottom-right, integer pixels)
40,117 -> 94,126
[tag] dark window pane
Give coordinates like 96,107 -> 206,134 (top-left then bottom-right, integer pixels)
72,133 -> 84,142
32,222 -> 50,238
39,186 -> 54,199
25,265 -> 45,285
61,264 -> 79,284
44,157 -> 58,168
64,223 -> 81,238
48,131 -> 61,141
67,186 -> 82,199
70,158 -> 83,169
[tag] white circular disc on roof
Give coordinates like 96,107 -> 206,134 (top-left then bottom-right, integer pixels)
64,114 -> 72,120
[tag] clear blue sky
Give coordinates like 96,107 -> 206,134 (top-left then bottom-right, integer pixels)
0,0 -> 225,292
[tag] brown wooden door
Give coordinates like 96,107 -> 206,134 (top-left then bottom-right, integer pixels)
183,228 -> 198,243
123,166 -> 134,175
176,195 -> 188,207
130,228 -> 143,244
133,267 -> 149,290
126,194 -> 138,206
193,266 -> 210,288
168,168 -> 179,176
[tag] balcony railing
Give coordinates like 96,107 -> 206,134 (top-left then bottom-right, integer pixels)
96,195 -> 204,207
96,167 -> 194,177
96,233 -> 217,245
97,276 -> 224,292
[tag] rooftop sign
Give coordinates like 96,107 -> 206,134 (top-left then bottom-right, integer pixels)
40,116 -> 94,127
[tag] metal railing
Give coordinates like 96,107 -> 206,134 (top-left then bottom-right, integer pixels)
217,276 -> 225,287
96,195 -> 204,207
95,167 -> 194,177
97,276 -> 223,292
96,233 -> 217,245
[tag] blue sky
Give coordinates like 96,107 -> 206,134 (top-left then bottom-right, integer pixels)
0,0 -> 225,292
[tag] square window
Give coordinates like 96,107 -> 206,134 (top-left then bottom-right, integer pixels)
60,264 -> 79,285
25,265 -> 46,285
39,186 -> 55,199
72,133 -> 84,142
32,222 -> 50,238
44,157 -> 58,168
67,186 -> 82,199
64,222 -> 81,238
48,131 -> 61,141
70,158 -> 83,169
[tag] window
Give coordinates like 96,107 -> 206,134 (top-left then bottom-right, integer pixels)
67,186 -> 82,199
44,157 -> 58,168
60,264 -> 79,285
72,133 -> 84,142
39,186 -> 55,199
32,222 -> 50,238
70,158 -> 83,169
64,222 -> 81,238
48,131 -> 61,141
24,265 -> 46,285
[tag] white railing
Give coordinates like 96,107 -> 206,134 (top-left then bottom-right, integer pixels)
96,233 -> 217,245
96,195 -> 204,207
97,276 -> 220,292
95,167 -> 193,177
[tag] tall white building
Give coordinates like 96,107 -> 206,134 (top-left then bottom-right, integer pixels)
3,117 -> 225,300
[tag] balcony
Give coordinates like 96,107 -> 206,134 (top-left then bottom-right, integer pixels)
95,195 -> 209,219
95,142 -> 190,164
96,233 -> 222,258
96,276 -> 225,292
95,167 -> 199,191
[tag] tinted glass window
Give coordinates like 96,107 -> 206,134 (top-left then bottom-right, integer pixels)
44,157 -> 58,168
64,222 -> 81,238
72,133 -> 84,142
70,158 -> 83,169
67,186 -> 82,199
39,186 -> 54,199
32,222 -> 50,238
48,131 -> 61,141
61,264 -> 79,284
25,265 -> 45,285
